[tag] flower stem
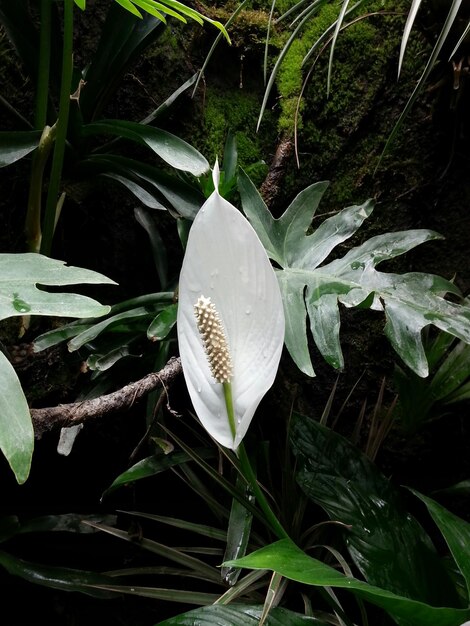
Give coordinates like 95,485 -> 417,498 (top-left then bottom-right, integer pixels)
223,382 -> 237,440
237,442 -> 289,540
222,381 -> 288,541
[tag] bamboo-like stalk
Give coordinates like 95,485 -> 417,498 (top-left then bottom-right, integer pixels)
40,0 -> 74,256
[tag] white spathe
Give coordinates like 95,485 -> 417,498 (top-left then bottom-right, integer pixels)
177,163 -> 285,450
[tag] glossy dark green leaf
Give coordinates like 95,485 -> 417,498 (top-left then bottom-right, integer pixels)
79,3 -> 164,120
225,540 -> 470,626
410,490 -> 470,598
83,120 -> 209,175
135,206 -> 168,287
155,604 -> 326,625
147,303 -> 178,340
102,449 -> 214,497
83,154 -> 204,219
0,550 -> 118,598
0,0 -> 64,107
290,413 -> 460,607
0,131 -> 41,167
221,473 -> 254,586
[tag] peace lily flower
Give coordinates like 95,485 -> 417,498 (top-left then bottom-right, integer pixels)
177,162 -> 285,450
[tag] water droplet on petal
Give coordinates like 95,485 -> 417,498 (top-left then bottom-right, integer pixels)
245,306 -> 252,315
197,386 -> 202,393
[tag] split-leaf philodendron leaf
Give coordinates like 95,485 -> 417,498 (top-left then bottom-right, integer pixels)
238,169 -> 470,377
0,253 -> 115,484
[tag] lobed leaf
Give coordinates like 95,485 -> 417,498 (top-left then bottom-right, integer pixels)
0,253 -> 115,321
239,171 -> 470,377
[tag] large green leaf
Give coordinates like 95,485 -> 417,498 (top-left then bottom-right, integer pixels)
0,253 -> 115,320
239,169 -> 470,377
155,604 -> 327,625
82,120 -> 209,176
410,490 -> 470,599
225,540 -> 470,626
0,131 -> 42,167
0,253 -> 114,483
0,352 -> 33,485
81,154 -> 204,219
290,413 -> 460,607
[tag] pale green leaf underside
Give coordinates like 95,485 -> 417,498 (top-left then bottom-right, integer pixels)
239,170 -> 470,377
0,253 -> 115,320
0,352 -> 33,484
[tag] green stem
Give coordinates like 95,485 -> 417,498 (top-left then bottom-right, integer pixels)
25,124 -> 57,252
237,442 -> 289,540
35,0 -> 52,129
221,381 -> 289,541
223,382 -> 237,440
40,0 -> 74,256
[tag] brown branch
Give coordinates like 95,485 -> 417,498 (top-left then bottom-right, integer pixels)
260,135 -> 294,210
31,357 -> 183,439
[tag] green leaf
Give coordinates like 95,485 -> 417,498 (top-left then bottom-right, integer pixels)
0,253 -> 115,320
0,352 -> 33,484
290,413 -> 461,607
221,473 -> 254,585
147,303 -> 178,340
74,0 -> 86,9
121,511 -> 227,542
82,120 -> 209,176
0,131 -> 41,167
102,449 -> 214,497
155,604 -> 327,625
410,490 -> 470,599
225,540 -> 470,626
83,154 -> 205,219
84,521 -> 220,582
79,2 -> 165,120
0,254 -> 114,483
239,171 -> 470,377
0,550 -> 118,598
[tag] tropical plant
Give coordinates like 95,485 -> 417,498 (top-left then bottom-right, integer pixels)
238,168 -> 470,378
0,0 -> 227,255
2,156 -> 470,626
393,326 -> 470,433
0,252 -> 114,483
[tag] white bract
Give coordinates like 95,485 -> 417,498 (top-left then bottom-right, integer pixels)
177,163 -> 285,450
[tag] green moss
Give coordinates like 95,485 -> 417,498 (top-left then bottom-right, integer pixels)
191,87 -> 270,186
271,1 -> 409,136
